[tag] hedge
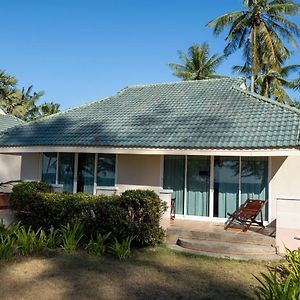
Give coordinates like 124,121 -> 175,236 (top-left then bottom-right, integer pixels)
9,181 -> 167,247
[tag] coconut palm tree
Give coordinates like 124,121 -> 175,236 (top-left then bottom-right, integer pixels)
168,43 -> 225,80
38,102 -> 60,118
291,77 -> 300,90
232,62 -> 300,104
207,0 -> 300,92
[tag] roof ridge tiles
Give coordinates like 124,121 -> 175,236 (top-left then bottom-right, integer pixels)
126,76 -> 242,89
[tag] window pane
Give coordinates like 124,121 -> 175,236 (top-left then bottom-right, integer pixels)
241,157 -> 268,220
42,153 -> 57,184
163,155 -> 185,214
214,157 -> 239,218
187,156 -> 210,216
77,153 -> 95,194
58,153 -> 75,193
97,154 -> 115,186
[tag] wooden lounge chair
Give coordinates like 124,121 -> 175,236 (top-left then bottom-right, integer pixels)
224,199 -> 268,232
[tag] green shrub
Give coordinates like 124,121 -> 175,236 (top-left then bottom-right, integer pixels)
60,223 -> 84,254
14,226 -> 37,256
110,236 -> 134,260
119,190 -> 167,247
10,183 -> 167,247
0,235 -> 15,259
255,247 -> 300,300
87,232 -> 111,255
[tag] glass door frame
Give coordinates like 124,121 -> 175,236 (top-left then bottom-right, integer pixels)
163,155 -> 270,223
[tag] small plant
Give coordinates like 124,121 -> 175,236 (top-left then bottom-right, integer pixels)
255,247 -> 300,300
32,228 -> 48,252
60,223 -> 84,254
87,232 -> 111,255
110,236 -> 134,261
47,226 -> 61,249
0,235 -> 15,259
13,225 -> 47,255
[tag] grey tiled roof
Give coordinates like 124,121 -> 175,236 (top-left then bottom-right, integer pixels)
0,77 -> 299,149
0,114 -> 24,134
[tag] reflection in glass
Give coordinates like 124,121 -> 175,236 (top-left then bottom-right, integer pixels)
163,156 -> 185,214
77,153 -> 95,194
187,156 -> 210,216
42,153 -> 57,184
214,157 -> 239,218
97,154 -> 116,186
241,157 -> 268,219
58,153 -> 75,193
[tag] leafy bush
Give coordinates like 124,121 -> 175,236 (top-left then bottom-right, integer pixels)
119,190 -> 167,246
255,247 -> 300,300
60,223 -> 84,254
110,236 -> 134,260
87,232 -> 111,255
10,183 -> 167,247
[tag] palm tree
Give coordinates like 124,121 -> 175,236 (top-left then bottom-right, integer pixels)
38,102 -> 60,118
21,85 -> 44,121
168,43 -> 225,80
0,71 -> 25,116
233,62 -> 300,104
207,0 -> 300,92
291,77 -> 300,90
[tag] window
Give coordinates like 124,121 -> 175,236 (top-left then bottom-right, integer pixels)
58,153 -> 75,193
97,154 -> 116,186
163,155 -> 268,220
214,157 -> 239,218
187,156 -> 210,216
241,157 -> 268,219
163,156 -> 185,214
77,153 -> 95,194
42,153 -> 57,184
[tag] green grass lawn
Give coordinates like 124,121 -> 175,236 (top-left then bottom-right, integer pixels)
0,246 -> 274,300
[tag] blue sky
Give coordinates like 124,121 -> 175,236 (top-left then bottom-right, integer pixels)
2,0 -> 300,110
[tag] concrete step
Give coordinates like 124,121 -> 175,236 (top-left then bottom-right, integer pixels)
167,244 -> 283,261
177,238 -> 276,257
167,227 -> 275,247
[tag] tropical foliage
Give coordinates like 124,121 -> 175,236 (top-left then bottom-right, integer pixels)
255,247 -> 300,299
232,62 -> 300,104
168,43 -> 224,80
207,0 -> 300,94
0,69 -> 60,121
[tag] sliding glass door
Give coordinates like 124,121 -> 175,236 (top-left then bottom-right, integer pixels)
163,156 -> 185,214
58,153 -> 75,193
77,153 -> 95,194
187,156 -> 210,216
241,157 -> 268,219
214,157 -> 239,218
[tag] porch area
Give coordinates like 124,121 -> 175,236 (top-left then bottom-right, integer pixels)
166,219 -> 280,260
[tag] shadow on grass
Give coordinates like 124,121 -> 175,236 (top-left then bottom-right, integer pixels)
0,247 -> 269,300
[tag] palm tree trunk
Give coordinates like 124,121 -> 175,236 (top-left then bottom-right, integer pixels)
250,28 -> 255,93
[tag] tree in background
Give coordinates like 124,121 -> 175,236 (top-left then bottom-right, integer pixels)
232,62 -> 300,104
207,0 -> 300,93
168,43 -> 225,80
0,70 -> 60,121
37,102 -> 60,118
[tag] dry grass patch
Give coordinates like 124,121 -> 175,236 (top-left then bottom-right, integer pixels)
0,246 -> 275,300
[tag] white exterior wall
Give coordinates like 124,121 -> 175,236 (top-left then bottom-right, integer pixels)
20,153 -> 42,181
270,156 -> 300,252
0,154 -> 21,183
